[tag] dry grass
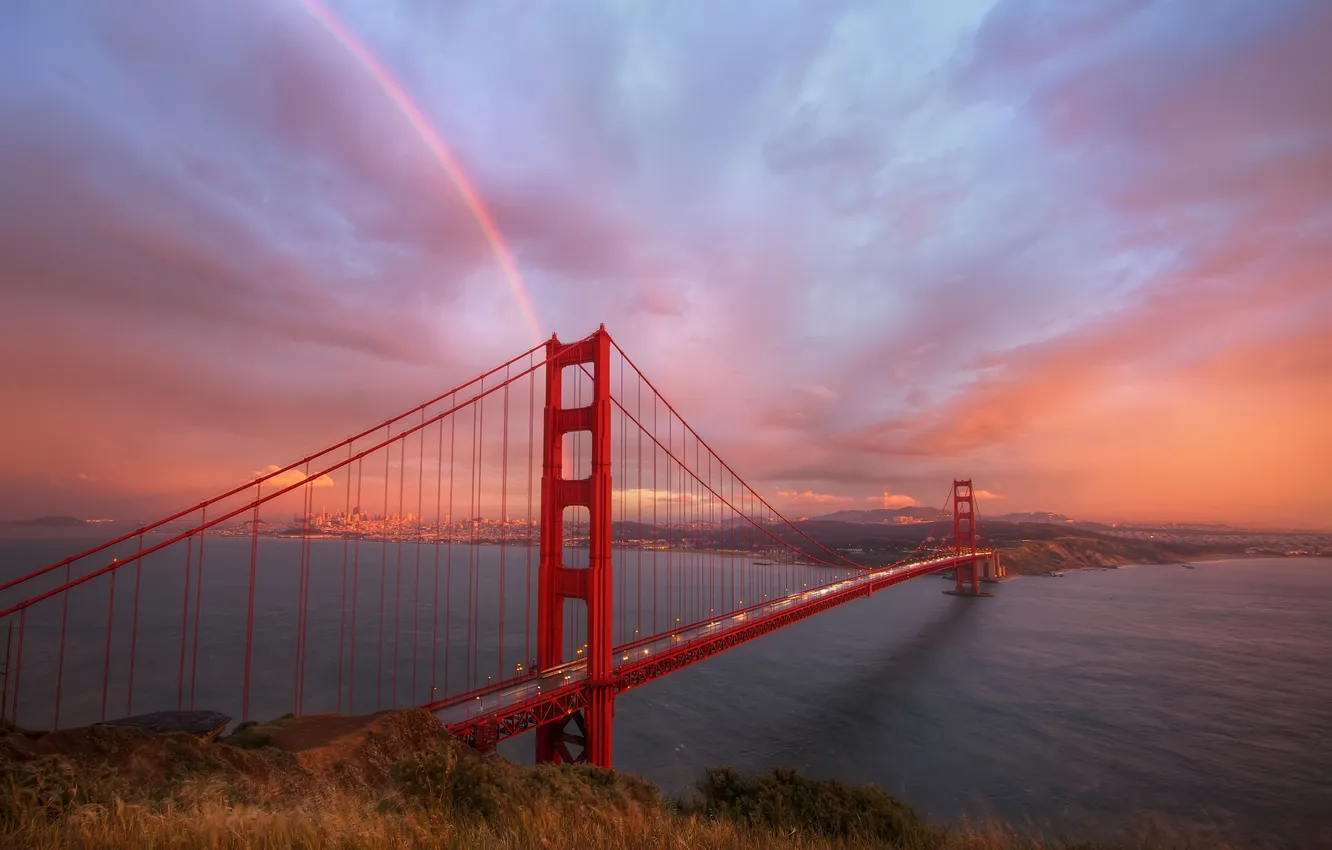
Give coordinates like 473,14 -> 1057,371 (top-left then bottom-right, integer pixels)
4,801 -> 1264,850
3,799 -> 874,850
0,709 -> 1275,850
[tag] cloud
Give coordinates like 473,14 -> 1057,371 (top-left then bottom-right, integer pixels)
867,494 -> 919,508
973,490 -> 1004,502
1,1 -> 1328,529
252,465 -> 335,491
776,490 -> 845,504
797,385 -> 839,402
633,282 -> 690,317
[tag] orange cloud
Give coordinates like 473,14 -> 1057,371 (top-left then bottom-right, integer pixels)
252,464 -> 335,490
840,305 -> 1332,527
865,494 -> 919,508
777,489 -> 844,504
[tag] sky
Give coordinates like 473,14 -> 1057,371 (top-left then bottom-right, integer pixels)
1,0 -> 1329,530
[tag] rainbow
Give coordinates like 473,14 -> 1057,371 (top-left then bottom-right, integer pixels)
295,0 -> 544,344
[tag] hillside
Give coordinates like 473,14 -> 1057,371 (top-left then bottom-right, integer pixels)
786,519 -> 1237,573
814,506 -> 940,523
997,536 -> 1183,574
975,522 -> 1191,575
0,709 -> 1254,849
0,515 -> 87,527
988,511 -> 1073,525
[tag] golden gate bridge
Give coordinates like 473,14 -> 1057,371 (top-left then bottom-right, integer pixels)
0,326 -> 1001,768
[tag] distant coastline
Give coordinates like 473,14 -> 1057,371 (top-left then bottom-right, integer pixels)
0,515 -> 88,528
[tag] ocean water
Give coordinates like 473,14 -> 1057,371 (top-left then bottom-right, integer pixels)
598,558 -> 1332,845
2,532 -> 1328,844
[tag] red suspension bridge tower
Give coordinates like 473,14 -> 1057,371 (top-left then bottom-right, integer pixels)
535,327 -> 614,766
946,479 -> 994,597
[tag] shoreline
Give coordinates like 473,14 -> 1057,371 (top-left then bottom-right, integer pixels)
1014,553 -> 1332,577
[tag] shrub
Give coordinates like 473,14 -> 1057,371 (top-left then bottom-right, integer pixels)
696,766 -> 934,845
390,743 -> 457,809
447,754 -> 515,819
391,742 -> 516,819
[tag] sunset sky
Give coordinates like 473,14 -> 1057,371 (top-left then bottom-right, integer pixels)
1,1 -> 1329,529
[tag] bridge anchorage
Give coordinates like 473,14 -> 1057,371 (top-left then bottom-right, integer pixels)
0,324 -> 999,772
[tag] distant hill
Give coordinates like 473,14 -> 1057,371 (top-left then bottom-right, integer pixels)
988,511 -> 1073,525
813,506 -> 1102,528
812,506 -> 940,524
0,515 -> 87,527
788,516 -> 1248,574
812,507 -> 1086,527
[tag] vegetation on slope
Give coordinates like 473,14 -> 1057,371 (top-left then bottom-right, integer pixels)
790,520 -> 1204,573
995,536 -> 1182,575
0,709 -> 1263,850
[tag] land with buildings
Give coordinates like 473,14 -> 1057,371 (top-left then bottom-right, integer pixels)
7,508 -> 1329,578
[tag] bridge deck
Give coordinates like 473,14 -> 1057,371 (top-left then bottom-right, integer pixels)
433,551 -> 991,746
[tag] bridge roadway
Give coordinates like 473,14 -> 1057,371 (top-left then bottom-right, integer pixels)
432,550 -> 993,748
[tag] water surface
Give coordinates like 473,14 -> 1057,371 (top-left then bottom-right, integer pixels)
3,533 -> 1328,844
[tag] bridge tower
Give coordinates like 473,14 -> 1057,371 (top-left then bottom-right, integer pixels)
535,327 -> 615,767
948,478 -> 987,596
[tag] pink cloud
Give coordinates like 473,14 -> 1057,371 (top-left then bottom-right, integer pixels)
868,493 -> 919,509
252,465 -> 336,490
776,490 -> 847,505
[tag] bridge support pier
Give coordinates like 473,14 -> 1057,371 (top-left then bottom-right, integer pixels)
979,553 -> 1006,583
943,566 -> 994,598
585,684 -> 614,766
535,327 -> 616,768
537,710 -> 588,763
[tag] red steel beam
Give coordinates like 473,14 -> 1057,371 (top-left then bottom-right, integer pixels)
612,556 -> 972,693
437,552 -> 989,748
445,682 -> 588,749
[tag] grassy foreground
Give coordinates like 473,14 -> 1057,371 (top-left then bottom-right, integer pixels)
1,710 -> 1254,849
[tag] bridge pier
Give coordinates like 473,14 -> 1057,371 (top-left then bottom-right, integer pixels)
534,328 -> 616,768
536,711 -> 588,763
585,684 -> 614,766
979,552 -> 1006,583
943,559 -> 995,597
